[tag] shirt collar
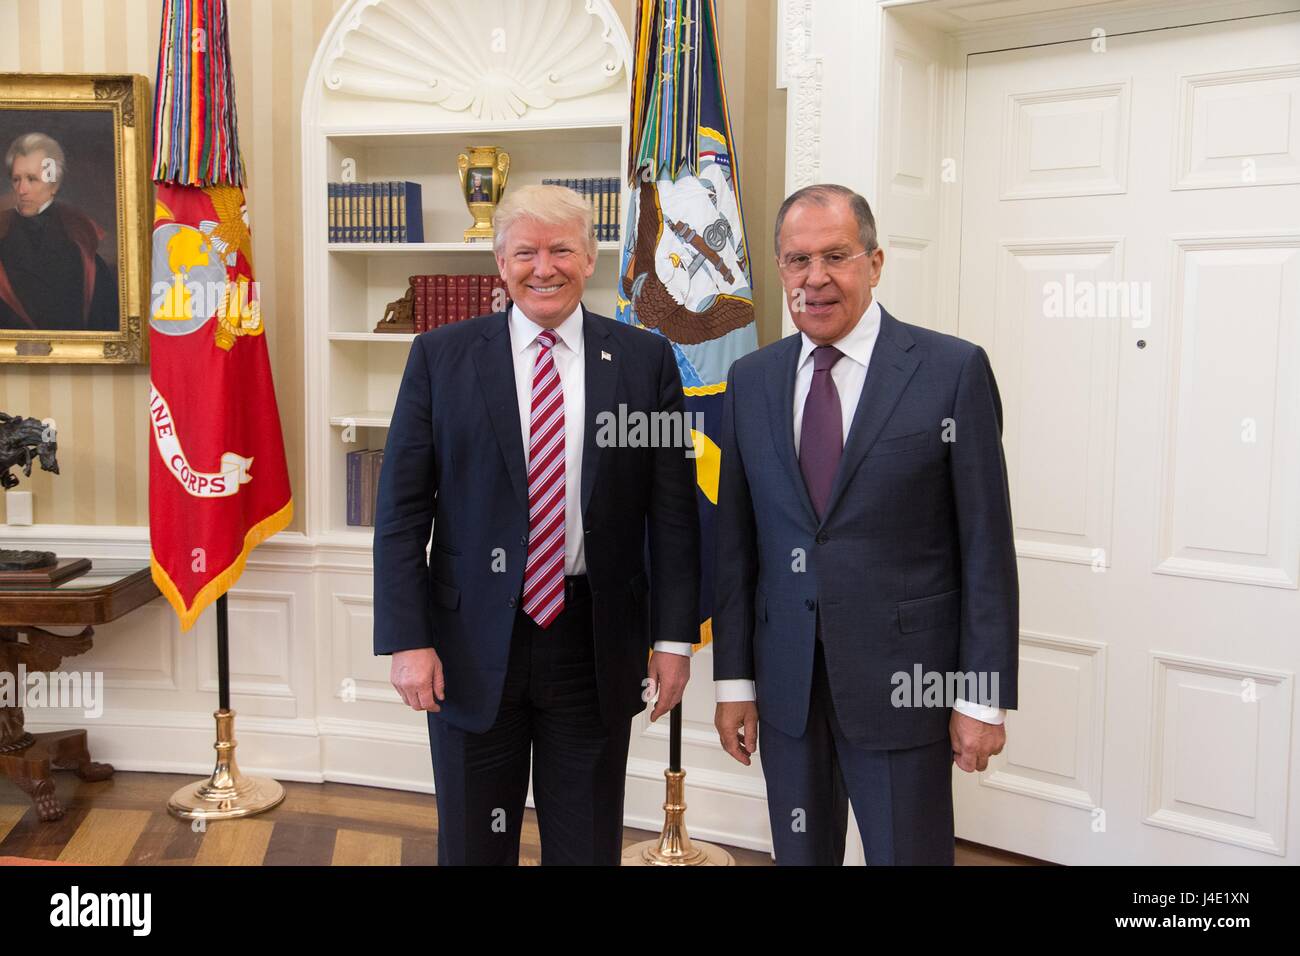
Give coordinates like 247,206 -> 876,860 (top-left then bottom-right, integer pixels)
798,297 -> 882,370
509,301 -> 585,356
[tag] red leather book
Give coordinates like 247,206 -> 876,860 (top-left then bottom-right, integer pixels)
434,274 -> 448,328
455,274 -> 469,324
421,274 -> 431,335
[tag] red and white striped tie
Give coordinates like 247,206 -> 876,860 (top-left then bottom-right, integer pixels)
521,329 -> 566,628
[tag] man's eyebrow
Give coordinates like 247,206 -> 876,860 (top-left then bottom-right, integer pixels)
780,247 -> 852,257
788,244 -> 852,254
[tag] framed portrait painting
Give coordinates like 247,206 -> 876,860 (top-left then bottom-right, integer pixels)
0,73 -> 151,364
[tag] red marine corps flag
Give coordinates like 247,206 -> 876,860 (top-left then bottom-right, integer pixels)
148,0 -> 292,632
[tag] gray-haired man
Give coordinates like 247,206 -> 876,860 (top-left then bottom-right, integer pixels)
712,184 -> 1019,864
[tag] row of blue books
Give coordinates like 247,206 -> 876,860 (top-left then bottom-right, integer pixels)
542,177 -> 621,242
328,182 -> 424,244
346,448 -> 384,526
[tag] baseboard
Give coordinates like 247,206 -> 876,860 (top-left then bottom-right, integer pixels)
22,712 -> 776,850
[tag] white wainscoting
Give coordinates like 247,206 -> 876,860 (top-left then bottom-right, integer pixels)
2,523 -> 774,852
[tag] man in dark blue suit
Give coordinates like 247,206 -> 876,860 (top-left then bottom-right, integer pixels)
373,185 -> 700,865
713,184 -> 1018,865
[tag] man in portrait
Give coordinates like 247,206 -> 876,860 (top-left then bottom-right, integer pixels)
469,170 -> 491,203
0,132 -> 119,333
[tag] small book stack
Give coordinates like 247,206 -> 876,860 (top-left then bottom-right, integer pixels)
346,448 -> 385,527
410,274 -> 510,332
328,182 -> 425,243
542,177 -> 621,241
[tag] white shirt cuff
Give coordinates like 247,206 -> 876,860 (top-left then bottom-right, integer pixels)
715,679 -> 756,702
652,641 -> 693,657
953,698 -> 1005,724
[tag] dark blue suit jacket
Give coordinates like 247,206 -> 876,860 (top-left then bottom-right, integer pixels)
712,307 -> 1019,750
373,307 -> 701,733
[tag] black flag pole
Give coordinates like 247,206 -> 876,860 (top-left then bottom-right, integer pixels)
621,679 -> 733,865
670,701 -> 681,772
166,594 -> 286,820
216,593 -> 230,712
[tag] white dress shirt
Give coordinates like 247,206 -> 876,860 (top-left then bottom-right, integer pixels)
510,304 -> 587,576
715,298 -> 1005,724
509,304 -> 689,658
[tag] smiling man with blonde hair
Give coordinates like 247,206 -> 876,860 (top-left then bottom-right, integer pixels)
373,183 -> 701,865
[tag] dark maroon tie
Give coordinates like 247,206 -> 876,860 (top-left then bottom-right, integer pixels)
799,345 -> 844,520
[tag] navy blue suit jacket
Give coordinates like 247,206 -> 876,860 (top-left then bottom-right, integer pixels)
712,307 -> 1019,750
373,307 -> 701,733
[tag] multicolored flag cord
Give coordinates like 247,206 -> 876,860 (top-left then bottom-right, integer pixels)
152,0 -> 244,186
618,0 -> 758,648
149,0 -> 292,632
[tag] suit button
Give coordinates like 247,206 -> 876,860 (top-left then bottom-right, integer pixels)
507,597 -> 516,608
804,599 -> 815,611
519,535 -> 528,546
816,532 -> 829,545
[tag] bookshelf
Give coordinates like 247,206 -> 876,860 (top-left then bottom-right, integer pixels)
302,0 -> 632,546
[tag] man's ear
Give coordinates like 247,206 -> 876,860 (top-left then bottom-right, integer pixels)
868,248 -> 885,288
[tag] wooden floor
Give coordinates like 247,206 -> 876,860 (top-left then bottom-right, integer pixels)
0,771 -> 1044,865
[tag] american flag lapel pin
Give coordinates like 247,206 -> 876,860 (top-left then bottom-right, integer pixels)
601,350 -> 612,362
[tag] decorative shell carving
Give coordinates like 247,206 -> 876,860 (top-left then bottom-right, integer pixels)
323,0 -> 625,121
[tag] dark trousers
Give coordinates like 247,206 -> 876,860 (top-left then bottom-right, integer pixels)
426,587 -> 633,865
760,639 -> 956,865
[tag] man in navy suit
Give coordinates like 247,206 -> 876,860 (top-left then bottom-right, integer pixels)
373,185 -> 700,865
712,184 -> 1018,865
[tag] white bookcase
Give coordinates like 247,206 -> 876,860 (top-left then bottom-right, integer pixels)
301,0 -> 632,547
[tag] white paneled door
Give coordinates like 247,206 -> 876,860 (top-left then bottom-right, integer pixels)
956,12 -> 1300,864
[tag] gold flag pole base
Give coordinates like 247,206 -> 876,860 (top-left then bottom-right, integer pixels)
622,769 -> 734,866
166,709 -> 285,821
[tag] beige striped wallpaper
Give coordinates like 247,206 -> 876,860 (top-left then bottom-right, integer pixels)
0,0 -> 784,530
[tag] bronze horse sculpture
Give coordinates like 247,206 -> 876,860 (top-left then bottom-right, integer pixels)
0,411 -> 58,491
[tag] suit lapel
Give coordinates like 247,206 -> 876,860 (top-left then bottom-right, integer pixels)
581,307 -> 618,517
819,307 -> 919,524
472,311 -> 529,512
765,332 -> 818,527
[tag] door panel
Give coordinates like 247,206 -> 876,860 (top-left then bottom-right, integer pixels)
956,12 -> 1300,864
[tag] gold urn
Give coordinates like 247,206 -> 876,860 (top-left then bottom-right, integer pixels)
457,146 -> 511,243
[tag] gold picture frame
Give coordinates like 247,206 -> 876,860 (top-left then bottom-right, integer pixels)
0,73 -> 151,364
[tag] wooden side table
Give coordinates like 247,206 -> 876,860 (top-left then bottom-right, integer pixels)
0,559 -> 160,822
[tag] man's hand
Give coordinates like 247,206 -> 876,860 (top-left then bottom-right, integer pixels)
715,700 -> 759,766
949,710 -> 1005,772
390,647 -> 445,712
647,650 -> 690,722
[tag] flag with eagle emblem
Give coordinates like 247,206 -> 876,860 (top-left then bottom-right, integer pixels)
148,0 -> 293,632
617,0 -> 757,648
